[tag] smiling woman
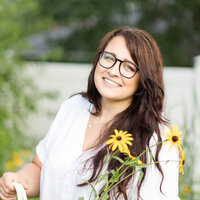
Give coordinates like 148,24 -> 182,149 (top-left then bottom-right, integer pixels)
94,35 -> 140,106
0,27 -> 180,200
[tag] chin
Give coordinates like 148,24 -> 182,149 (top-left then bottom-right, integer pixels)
100,93 -> 118,101
100,92 -> 130,102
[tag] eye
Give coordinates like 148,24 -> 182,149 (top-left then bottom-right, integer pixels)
123,63 -> 136,72
103,53 -> 115,62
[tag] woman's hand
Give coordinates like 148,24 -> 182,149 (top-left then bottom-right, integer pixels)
0,172 -> 29,200
0,154 -> 42,199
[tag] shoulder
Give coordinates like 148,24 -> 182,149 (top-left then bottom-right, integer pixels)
62,94 -> 88,105
60,94 -> 90,112
149,124 -> 165,147
149,124 -> 174,146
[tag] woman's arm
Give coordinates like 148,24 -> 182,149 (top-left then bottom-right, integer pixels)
0,154 -> 42,199
17,154 -> 42,197
139,137 -> 180,200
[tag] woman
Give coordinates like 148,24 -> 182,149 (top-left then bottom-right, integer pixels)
0,27 -> 180,200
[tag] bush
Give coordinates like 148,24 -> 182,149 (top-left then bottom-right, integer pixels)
0,0 -> 51,176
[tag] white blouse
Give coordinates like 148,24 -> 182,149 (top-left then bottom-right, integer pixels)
36,95 -> 180,200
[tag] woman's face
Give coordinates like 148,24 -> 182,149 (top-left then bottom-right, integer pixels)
94,36 -> 140,104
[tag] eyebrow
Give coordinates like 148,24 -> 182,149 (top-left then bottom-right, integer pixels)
106,51 -> 136,65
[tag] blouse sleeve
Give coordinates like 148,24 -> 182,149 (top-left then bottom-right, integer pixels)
36,98 -> 72,163
139,127 -> 180,200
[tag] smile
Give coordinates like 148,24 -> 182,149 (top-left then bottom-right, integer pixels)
103,78 -> 121,87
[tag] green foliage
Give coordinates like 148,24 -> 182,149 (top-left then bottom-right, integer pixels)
179,94 -> 200,199
0,0 -> 52,176
133,0 -> 200,66
39,0 -> 129,23
38,0 -> 132,62
37,0 -> 200,66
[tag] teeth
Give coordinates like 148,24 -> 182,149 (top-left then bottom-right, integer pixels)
104,78 -> 120,86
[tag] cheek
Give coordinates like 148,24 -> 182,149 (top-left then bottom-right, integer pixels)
94,64 -> 106,79
96,63 -> 105,73
94,65 -> 103,86
125,75 -> 140,93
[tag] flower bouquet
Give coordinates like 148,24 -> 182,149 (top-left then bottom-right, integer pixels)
79,123 -> 185,200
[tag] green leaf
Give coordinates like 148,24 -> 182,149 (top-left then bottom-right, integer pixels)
105,148 -> 110,164
96,172 -> 109,184
103,192 -> 109,200
124,159 -> 137,166
112,156 -> 125,164
149,150 -> 153,164
137,163 -> 147,169
109,169 -> 120,183
81,179 -> 98,197
138,170 -> 144,186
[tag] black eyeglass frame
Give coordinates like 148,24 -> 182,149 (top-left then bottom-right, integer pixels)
98,50 -> 139,79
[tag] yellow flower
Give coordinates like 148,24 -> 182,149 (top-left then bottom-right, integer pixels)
12,152 -> 20,160
120,146 -> 130,154
179,149 -> 185,175
106,129 -> 133,152
20,150 -> 31,157
122,148 -> 141,163
14,157 -> 23,166
182,184 -> 192,195
163,123 -> 183,153
129,154 -> 136,161
120,146 -> 136,161
5,161 -> 14,170
123,148 -> 136,160
12,151 -> 23,166
137,160 -> 142,165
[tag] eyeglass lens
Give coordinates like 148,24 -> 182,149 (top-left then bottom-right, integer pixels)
99,51 -> 138,78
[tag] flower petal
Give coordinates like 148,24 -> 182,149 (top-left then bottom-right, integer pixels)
112,143 -> 118,151
106,138 -> 115,145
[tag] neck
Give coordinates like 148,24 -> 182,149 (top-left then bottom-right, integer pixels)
99,97 -> 132,121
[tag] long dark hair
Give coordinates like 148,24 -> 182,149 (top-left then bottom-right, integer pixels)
80,26 -> 166,199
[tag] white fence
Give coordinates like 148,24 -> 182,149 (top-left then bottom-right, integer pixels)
26,58 -> 200,138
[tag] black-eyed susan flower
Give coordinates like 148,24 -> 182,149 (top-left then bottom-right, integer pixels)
106,129 -> 133,152
179,149 -> 185,175
120,146 -> 131,155
163,123 -> 183,153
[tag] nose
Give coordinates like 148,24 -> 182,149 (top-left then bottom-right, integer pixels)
107,60 -> 121,77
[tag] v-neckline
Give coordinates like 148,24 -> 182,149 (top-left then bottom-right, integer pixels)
80,103 -> 94,153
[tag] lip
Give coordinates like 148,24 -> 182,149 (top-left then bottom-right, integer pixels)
102,77 -> 122,87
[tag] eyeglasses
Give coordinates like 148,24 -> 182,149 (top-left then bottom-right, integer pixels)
98,51 -> 139,79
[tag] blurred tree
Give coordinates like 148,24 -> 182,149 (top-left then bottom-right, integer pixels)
0,0 -> 52,175
38,0 -> 200,66
38,0 -> 132,62
133,0 -> 200,66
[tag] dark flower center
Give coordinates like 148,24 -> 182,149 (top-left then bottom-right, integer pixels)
172,136 -> 179,142
116,136 -> 122,141
182,160 -> 185,165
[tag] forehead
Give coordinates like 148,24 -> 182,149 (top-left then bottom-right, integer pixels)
104,36 -> 134,63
